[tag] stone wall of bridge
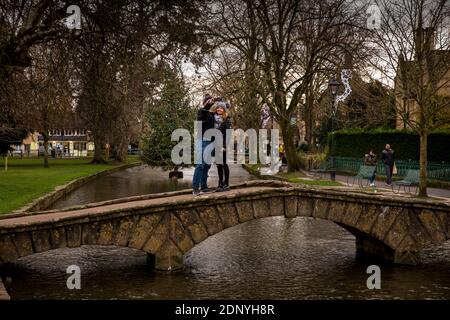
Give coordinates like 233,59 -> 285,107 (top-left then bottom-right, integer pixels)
0,181 -> 449,270
0,277 -> 10,300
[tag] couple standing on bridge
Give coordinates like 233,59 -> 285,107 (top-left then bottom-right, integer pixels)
192,94 -> 232,196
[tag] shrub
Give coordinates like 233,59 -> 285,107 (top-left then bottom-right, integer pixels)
296,140 -> 309,153
327,128 -> 450,161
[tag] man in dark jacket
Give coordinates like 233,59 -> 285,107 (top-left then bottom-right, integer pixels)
381,144 -> 394,185
192,94 -> 215,195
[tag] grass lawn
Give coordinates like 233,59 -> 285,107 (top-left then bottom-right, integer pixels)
277,172 -> 342,186
0,157 -> 140,215
245,164 -> 342,187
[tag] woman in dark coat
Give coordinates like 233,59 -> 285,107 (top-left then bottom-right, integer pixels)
212,102 -> 232,191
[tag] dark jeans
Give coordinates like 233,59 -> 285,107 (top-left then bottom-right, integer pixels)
216,151 -> 229,186
385,164 -> 393,185
192,140 -> 212,190
369,167 -> 377,183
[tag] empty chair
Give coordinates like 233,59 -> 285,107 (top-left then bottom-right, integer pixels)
347,165 -> 377,187
393,169 -> 419,194
311,159 -> 331,179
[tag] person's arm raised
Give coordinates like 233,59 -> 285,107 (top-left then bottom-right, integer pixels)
226,117 -> 232,129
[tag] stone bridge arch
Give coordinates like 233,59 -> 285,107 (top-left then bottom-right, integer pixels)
0,181 -> 449,270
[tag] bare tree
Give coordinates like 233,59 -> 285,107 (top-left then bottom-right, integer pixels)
202,47 -> 264,130
18,42 -> 72,167
0,1 -> 70,71
199,0 -> 267,133
370,0 -> 450,196
72,0 -> 205,163
0,0 -> 73,152
1,0 -> 206,163
203,0 -> 368,171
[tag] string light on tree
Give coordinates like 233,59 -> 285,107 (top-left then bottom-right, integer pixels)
333,69 -> 352,115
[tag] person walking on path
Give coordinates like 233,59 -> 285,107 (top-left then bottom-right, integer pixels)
381,144 -> 395,185
192,94 -> 215,195
364,149 -> 378,186
211,102 -> 232,192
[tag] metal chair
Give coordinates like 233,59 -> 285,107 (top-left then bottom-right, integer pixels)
311,160 -> 331,178
347,165 -> 376,187
392,169 -> 419,194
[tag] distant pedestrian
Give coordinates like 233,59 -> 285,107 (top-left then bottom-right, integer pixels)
381,144 -> 394,185
364,149 -> 377,186
279,144 -> 287,165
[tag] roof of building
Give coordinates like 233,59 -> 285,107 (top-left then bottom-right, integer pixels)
37,135 -> 89,142
395,49 -> 450,98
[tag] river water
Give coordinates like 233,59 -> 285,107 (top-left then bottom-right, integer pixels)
5,165 -> 450,299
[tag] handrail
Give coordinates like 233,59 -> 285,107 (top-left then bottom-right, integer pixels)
333,156 -> 450,181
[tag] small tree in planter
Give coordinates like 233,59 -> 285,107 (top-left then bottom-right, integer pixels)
141,65 -> 194,180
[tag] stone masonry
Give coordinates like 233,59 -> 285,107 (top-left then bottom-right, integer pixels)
0,277 -> 9,300
0,180 -> 449,270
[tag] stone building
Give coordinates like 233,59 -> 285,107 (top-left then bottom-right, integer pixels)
394,28 -> 450,129
13,129 -> 94,157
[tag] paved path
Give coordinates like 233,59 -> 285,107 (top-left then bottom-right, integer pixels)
0,186 -> 275,229
334,174 -> 450,198
185,163 -> 257,186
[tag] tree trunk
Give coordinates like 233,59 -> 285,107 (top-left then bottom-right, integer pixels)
105,144 -> 110,161
113,138 -> 128,163
304,89 -> 314,147
43,131 -> 49,168
279,117 -> 302,172
418,132 -> 428,197
92,136 -> 106,164
113,145 -> 128,162
304,108 -> 313,147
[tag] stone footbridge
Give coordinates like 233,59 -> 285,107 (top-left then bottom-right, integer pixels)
0,181 -> 449,270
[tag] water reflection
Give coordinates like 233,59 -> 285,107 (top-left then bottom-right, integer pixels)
6,165 -> 450,299
49,164 -> 255,209
7,217 -> 450,300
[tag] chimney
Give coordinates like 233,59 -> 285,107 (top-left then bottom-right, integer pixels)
415,27 -> 436,57
344,52 -> 353,69
424,27 -> 436,51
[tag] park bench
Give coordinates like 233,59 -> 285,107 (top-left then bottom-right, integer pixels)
310,159 -> 331,178
392,169 -> 419,194
346,165 -> 376,187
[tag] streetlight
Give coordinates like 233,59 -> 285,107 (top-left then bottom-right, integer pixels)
328,77 -> 340,181
328,77 -> 340,96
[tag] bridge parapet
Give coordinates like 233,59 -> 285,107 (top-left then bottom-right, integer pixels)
0,181 -> 449,270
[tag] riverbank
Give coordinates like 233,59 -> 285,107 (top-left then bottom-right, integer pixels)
0,157 -> 141,215
243,164 -> 450,198
243,164 -> 342,186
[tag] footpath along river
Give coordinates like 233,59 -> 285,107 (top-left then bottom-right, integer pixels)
5,165 -> 450,299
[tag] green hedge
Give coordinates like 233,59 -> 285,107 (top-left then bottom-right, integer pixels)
328,129 -> 450,162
